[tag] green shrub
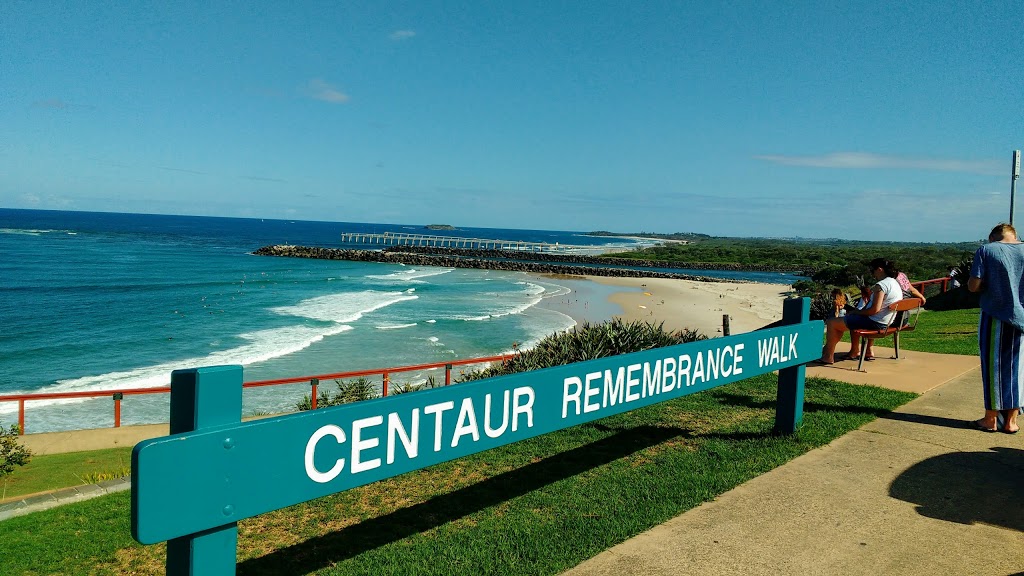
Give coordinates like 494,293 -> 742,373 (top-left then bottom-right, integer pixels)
1,423 -> 31,478
391,375 -> 441,395
296,377 -> 379,410
456,319 -> 706,382
293,321 -> 708,408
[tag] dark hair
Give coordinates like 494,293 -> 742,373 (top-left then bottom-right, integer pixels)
868,258 -> 898,278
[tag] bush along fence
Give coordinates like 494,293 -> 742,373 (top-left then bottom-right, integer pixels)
131,298 -> 820,575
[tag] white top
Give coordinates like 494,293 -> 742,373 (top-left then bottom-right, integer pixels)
869,276 -> 903,325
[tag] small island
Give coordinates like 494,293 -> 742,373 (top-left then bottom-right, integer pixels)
425,224 -> 456,230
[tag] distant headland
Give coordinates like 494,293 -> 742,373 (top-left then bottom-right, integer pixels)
425,224 -> 456,230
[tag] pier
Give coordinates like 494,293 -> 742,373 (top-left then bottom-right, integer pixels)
340,232 -> 589,253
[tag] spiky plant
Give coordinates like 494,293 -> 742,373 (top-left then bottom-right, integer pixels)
456,319 -> 706,383
391,374 -> 442,395
296,377 -> 380,410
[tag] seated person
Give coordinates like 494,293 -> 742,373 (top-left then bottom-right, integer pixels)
831,288 -> 847,318
893,264 -> 927,305
848,285 -> 872,311
818,258 -> 903,364
845,285 -> 878,358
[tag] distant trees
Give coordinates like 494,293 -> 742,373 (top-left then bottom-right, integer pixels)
607,237 -> 975,281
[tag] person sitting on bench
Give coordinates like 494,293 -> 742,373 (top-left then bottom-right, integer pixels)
817,258 -> 903,364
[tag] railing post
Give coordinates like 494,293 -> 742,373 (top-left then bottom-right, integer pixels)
18,399 -> 25,435
445,364 -> 452,386
310,378 -> 319,409
113,393 -> 124,428
774,297 -> 809,435
382,371 -> 390,397
163,365 -> 243,575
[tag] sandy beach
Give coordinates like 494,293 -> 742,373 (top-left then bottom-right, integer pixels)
588,276 -> 795,337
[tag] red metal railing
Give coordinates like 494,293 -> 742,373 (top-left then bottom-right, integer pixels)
0,354 -> 511,435
911,276 -> 953,295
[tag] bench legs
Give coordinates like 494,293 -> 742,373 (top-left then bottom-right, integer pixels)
856,333 -> 906,372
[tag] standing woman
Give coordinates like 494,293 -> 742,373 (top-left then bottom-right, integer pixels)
967,223 -> 1024,434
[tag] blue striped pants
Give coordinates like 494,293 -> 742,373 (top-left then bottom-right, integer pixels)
979,311 -> 1024,410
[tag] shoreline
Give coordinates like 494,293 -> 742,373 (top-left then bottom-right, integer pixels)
585,276 -> 794,336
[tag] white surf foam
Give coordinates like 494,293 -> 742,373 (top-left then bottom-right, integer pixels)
376,323 -> 418,330
0,323 -> 354,414
0,228 -> 67,236
366,268 -> 454,282
271,290 -> 418,323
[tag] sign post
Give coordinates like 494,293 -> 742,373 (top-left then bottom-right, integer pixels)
153,366 -> 243,575
1012,150 -> 1021,225
133,302 -> 822,574
774,297 -> 809,434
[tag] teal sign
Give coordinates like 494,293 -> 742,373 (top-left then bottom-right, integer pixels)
132,299 -> 817,574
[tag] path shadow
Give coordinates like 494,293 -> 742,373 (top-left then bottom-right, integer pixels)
889,447 -> 1024,532
237,424 -> 683,575
711,391 -> 981,432
877,411 -> 980,431
711,391 -> 898,419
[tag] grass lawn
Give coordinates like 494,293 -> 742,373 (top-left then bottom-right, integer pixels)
0,374 -> 915,576
898,308 -> 979,356
1,447 -> 132,502
828,307 -> 980,357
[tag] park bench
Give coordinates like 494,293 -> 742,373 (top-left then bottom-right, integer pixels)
851,297 -> 923,372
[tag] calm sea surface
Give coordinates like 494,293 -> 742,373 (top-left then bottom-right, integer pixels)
0,209 -> 800,432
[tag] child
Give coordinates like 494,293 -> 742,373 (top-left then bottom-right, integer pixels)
831,288 -> 847,318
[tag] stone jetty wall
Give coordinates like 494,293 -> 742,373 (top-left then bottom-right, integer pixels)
252,245 -> 740,282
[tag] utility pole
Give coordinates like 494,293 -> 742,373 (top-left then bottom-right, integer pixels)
1012,150 -> 1021,225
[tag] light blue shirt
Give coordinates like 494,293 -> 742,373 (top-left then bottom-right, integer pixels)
970,242 -> 1024,330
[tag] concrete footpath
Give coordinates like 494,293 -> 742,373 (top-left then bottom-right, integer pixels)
565,351 -> 1024,576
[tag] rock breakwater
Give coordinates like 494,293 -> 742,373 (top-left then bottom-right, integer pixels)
252,245 -> 740,282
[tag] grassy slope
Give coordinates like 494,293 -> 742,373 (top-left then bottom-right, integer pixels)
1,375 -> 914,576
2,447 -> 132,501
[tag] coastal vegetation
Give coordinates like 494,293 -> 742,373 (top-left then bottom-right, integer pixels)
457,318 -> 705,381
294,320 -> 704,410
0,317 -> 944,575
608,237 -> 975,280
589,230 -> 712,241
0,424 -> 30,479
604,237 -> 977,316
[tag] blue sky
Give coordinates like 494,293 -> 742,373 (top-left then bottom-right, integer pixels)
2,1 -> 1020,241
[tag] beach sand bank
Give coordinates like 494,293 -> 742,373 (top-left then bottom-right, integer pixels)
588,276 -> 795,337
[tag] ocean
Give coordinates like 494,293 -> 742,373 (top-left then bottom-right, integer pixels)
0,209 -> 800,433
